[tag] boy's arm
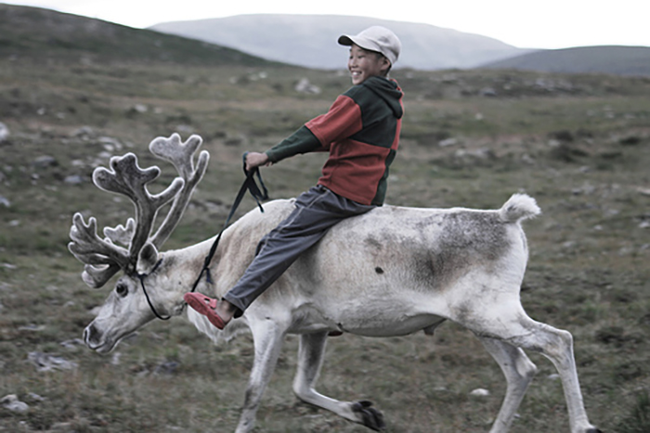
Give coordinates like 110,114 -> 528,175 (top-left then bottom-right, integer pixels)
265,125 -> 323,163
264,92 -> 364,163
304,95 -> 363,147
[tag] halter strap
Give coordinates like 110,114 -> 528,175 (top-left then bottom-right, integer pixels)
136,259 -> 170,321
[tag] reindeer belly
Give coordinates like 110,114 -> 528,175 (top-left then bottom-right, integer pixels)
285,296 -> 447,337
339,312 -> 446,337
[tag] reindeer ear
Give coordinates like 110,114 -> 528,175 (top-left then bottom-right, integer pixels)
137,242 -> 159,275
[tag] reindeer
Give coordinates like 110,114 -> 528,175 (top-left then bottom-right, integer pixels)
69,133 -> 600,433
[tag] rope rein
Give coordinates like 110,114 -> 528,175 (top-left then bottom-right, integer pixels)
190,152 -> 268,292
138,153 -> 268,320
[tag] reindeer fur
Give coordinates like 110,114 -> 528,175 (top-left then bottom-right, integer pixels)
71,134 -> 600,433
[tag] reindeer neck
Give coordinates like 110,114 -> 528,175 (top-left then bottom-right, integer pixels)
159,235 -> 221,297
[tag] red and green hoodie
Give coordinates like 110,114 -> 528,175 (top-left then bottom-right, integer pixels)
265,76 -> 404,206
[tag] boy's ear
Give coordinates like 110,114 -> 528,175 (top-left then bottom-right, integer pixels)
381,57 -> 392,74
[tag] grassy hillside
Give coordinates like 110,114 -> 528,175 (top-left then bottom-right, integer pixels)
1,5 -> 650,433
0,3 -> 277,67
483,45 -> 650,77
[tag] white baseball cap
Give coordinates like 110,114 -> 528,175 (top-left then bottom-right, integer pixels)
338,26 -> 401,66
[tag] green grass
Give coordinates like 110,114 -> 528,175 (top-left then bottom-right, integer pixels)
1,54 -> 649,432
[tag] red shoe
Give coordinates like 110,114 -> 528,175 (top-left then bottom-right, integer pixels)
183,293 -> 227,329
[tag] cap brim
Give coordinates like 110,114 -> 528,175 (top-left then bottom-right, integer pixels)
338,35 -> 354,46
338,35 -> 382,55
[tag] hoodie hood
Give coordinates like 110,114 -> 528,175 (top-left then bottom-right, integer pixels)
362,76 -> 404,119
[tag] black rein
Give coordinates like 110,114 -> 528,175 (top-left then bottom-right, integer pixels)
137,152 -> 268,321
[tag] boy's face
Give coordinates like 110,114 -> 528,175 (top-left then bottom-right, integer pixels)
347,44 -> 391,85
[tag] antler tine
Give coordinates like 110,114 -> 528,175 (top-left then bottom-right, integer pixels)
81,263 -> 122,288
148,133 -> 210,248
103,218 -> 136,247
68,213 -> 130,288
91,152 -> 184,273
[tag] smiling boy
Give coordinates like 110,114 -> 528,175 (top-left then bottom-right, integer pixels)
185,26 -> 404,329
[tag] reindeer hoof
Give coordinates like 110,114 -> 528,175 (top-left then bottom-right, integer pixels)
586,429 -> 603,433
352,400 -> 385,431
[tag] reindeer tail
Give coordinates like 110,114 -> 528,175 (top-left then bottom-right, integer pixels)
499,194 -> 541,223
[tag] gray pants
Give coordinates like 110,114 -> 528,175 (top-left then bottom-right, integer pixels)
224,185 -> 375,315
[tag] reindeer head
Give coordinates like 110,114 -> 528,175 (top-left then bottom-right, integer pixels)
69,133 -> 209,353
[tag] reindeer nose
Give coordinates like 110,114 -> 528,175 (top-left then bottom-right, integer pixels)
83,323 -> 97,345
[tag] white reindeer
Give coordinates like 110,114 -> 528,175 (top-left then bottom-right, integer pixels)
69,134 -> 600,433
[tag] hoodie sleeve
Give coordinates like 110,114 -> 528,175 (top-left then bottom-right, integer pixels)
305,94 -> 363,149
264,125 -> 322,163
265,93 -> 364,162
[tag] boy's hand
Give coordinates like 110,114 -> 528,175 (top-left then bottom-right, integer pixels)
245,152 -> 271,171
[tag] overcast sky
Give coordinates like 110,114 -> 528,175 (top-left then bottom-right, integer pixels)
4,0 -> 650,50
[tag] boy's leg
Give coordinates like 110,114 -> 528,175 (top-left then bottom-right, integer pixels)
223,185 -> 373,316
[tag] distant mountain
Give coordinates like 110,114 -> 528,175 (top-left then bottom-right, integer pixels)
482,46 -> 650,76
0,4 -> 275,67
150,14 -> 535,70
3,4 -> 648,77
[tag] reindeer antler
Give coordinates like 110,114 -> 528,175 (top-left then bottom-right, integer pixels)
149,133 -> 209,247
68,213 -> 129,288
68,133 -> 209,288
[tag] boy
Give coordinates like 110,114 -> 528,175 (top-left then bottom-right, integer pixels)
184,26 -> 404,329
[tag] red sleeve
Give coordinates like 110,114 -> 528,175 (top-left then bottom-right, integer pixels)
305,95 -> 363,150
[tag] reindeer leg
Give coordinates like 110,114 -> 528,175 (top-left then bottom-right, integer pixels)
506,320 -> 601,433
235,320 -> 286,433
478,337 -> 538,433
467,309 -> 599,433
293,332 -> 385,431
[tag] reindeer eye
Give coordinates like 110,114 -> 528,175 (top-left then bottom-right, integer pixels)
115,283 -> 128,297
